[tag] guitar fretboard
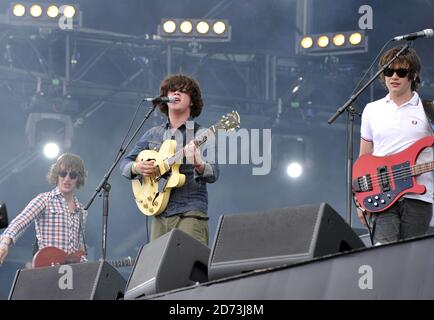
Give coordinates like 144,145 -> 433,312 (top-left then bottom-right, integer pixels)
411,161 -> 434,176
167,126 -> 216,166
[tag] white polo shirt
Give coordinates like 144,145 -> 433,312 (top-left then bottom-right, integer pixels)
360,92 -> 433,203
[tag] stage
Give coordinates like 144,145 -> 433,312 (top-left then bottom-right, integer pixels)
141,233 -> 434,300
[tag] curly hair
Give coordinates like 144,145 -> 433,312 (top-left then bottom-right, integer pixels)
158,74 -> 204,118
47,153 -> 87,189
379,46 -> 421,92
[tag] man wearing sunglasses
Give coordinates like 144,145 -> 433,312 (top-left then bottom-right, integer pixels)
0,153 -> 88,265
357,46 -> 433,244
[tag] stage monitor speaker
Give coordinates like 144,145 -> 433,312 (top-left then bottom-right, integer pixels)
208,202 -> 365,280
9,261 -> 126,300
124,229 -> 210,300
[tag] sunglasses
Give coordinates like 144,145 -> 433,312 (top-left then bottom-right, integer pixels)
383,67 -> 410,78
59,171 -> 78,179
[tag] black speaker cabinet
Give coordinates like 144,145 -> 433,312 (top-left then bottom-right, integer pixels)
208,202 -> 365,280
9,261 -> 126,300
124,229 -> 210,300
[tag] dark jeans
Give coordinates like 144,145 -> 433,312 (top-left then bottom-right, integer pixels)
371,198 -> 432,244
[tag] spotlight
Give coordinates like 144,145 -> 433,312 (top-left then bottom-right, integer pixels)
12,3 -> 25,17
43,142 -> 60,159
213,21 -> 226,35
7,3 -> 82,29
25,112 -> 74,154
162,20 -> 176,33
158,18 -> 231,42
30,4 -> 42,17
333,34 -> 345,46
300,36 -> 313,49
62,5 -> 76,18
286,162 -> 303,179
47,5 -> 59,18
349,32 -> 363,45
297,30 -> 367,56
180,20 -> 193,34
317,36 -> 329,48
196,21 -> 210,34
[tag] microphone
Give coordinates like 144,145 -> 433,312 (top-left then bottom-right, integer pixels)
143,96 -> 176,103
393,29 -> 434,41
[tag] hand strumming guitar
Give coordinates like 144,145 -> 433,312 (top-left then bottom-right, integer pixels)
132,160 -> 158,177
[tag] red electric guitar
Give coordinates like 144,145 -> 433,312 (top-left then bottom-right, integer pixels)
31,247 -> 135,268
352,136 -> 434,213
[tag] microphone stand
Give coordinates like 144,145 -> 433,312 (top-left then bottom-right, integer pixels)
328,42 -> 410,227
84,102 -> 158,261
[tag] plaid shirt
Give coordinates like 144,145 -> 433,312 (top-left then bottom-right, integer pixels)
1,187 -> 87,255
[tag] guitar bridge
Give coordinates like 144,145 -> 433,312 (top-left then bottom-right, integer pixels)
352,174 -> 372,192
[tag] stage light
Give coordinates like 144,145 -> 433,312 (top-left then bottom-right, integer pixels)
180,20 -> 193,34
349,32 -> 363,45
300,36 -> 313,49
297,30 -> 367,56
25,112 -> 73,154
12,4 -> 25,16
158,18 -> 231,42
43,142 -> 60,159
47,5 -> 59,18
7,3 -> 82,29
272,135 -> 306,178
62,5 -> 75,18
163,20 -> 176,33
286,162 -> 303,179
196,21 -> 210,34
317,36 -> 329,48
30,4 -> 42,17
213,21 -> 226,35
333,34 -> 345,46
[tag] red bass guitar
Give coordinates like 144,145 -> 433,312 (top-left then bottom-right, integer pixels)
32,246 -> 135,268
352,136 -> 434,213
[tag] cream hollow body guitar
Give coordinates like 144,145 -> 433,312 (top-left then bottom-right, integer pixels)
132,111 -> 240,216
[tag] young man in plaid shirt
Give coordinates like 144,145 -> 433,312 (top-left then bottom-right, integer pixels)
0,153 -> 88,265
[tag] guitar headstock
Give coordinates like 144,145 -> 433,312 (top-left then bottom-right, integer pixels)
214,111 -> 241,132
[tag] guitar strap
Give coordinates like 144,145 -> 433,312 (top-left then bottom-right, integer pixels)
422,99 -> 434,133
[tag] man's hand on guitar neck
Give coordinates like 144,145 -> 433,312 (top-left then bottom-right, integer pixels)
185,142 -> 205,174
132,160 -> 158,177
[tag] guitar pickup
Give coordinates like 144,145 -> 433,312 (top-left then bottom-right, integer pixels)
377,166 -> 391,192
352,174 -> 372,192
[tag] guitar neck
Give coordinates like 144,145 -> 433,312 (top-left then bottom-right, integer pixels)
168,126 -> 216,165
411,161 -> 434,176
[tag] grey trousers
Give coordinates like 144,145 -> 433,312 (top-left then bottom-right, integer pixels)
371,198 -> 432,244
